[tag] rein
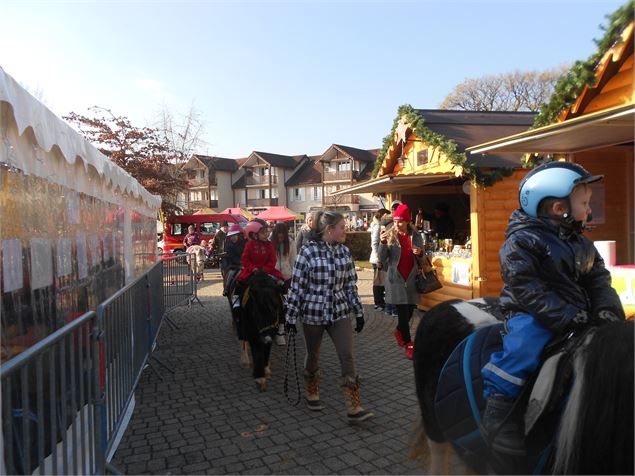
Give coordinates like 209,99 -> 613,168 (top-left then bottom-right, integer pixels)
283,329 -> 301,406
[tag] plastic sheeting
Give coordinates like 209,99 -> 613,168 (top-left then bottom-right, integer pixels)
0,68 -> 159,359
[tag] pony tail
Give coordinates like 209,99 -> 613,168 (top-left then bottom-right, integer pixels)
554,321 -> 634,475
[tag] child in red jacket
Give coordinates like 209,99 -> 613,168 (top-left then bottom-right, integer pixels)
237,218 -> 284,283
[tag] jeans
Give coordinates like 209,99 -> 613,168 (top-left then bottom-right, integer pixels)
396,304 -> 416,343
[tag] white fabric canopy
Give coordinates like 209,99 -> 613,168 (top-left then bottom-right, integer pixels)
0,67 -> 161,214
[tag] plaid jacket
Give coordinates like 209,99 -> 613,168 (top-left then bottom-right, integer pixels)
285,240 -> 363,326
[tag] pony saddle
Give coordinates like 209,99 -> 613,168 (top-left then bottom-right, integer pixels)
434,323 -> 588,471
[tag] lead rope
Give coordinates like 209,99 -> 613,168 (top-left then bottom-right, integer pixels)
283,329 -> 301,406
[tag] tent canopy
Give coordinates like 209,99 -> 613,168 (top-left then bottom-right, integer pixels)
220,207 -> 255,219
256,206 -> 303,221
193,207 -> 217,215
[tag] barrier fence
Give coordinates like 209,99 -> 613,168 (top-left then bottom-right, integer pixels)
1,253 -> 202,474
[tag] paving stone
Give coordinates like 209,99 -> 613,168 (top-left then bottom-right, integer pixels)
112,269 -> 437,475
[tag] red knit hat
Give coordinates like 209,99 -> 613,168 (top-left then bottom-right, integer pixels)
393,204 -> 411,222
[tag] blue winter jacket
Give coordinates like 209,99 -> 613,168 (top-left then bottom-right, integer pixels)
499,209 -> 624,332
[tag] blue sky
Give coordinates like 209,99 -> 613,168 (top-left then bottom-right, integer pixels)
1,0 -> 625,158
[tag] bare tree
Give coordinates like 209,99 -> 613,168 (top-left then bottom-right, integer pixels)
154,103 -> 206,165
439,66 -> 568,112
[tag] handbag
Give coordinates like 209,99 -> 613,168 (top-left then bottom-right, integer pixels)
411,235 -> 442,294
415,257 -> 443,294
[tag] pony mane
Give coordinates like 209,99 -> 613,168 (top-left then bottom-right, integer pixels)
554,321 -> 634,475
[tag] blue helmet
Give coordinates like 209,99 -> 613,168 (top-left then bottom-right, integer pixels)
519,161 -> 602,218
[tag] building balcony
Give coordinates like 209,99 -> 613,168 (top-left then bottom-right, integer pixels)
323,170 -> 360,182
188,199 -> 218,210
323,194 -> 360,205
245,175 -> 278,186
246,198 -> 279,207
187,176 -> 217,187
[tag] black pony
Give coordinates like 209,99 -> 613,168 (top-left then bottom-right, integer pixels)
411,298 -> 634,475
240,271 -> 283,392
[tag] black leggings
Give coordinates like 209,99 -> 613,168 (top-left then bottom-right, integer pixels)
396,304 -> 416,343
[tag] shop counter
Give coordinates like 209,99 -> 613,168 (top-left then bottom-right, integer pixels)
419,252 -> 474,310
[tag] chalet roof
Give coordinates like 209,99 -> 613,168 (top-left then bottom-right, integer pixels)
246,151 -> 305,168
332,144 -> 379,163
285,155 -> 323,186
193,154 -> 240,172
232,169 -> 246,188
413,109 -> 537,167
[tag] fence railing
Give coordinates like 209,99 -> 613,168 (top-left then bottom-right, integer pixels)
0,311 -> 102,475
1,255 -> 202,474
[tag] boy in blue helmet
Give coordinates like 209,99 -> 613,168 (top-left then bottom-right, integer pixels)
480,161 -> 625,456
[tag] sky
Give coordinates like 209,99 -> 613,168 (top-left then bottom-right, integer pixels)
1,0 -> 626,159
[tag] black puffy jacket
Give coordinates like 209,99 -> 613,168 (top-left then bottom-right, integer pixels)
499,209 -> 624,332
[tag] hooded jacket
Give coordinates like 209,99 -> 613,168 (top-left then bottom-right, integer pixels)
499,209 -> 624,332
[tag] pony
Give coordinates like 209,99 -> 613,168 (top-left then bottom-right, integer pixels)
411,298 -> 634,475
186,245 -> 206,281
239,271 -> 283,392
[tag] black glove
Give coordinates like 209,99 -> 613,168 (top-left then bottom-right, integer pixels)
355,315 -> 365,333
285,322 -> 297,335
594,309 -> 621,324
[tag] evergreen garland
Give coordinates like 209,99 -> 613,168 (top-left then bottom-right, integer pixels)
525,0 -> 634,168
371,104 -> 514,186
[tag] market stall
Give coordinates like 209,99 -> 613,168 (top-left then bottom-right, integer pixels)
468,21 -> 634,317
333,107 -> 536,309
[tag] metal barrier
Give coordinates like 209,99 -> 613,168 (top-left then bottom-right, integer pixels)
162,253 -> 202,310
0,256 -> 206,474
0,311 -> 104,475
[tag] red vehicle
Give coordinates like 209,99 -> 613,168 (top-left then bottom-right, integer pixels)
158,213 -> 248,254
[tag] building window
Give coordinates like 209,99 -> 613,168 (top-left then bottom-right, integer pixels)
190,191 -> 203,201
313,187 -> 321,200
258,189 -> 266,199
198,169 -> 206,179
210,189 -> 218,200
338,161 -> 351,172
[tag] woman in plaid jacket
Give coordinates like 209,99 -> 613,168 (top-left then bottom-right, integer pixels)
285,211 -> 373,422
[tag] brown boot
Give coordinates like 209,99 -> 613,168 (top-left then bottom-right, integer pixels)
341,376 -> 374,422
304,369 -> 325,411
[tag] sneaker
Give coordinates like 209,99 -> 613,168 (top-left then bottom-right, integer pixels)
394,329 -> 406,347
347,409 -> 374,422
405,342 -> 414,360
306,398 -> 325,411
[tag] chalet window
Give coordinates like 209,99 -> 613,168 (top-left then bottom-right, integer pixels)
417,149 -> 429,166
338,161 -> 351,172
198,170 -> 205,179
313,187 -> 321,200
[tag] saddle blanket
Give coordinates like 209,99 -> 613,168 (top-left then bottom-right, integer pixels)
434,323 -> 503,453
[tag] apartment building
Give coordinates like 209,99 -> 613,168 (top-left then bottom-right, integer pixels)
232,151 -> 308,210
285,156 -> 323,215
319,144 -> 379,215
179,145 -> 380,218
180,154 -> 239,211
